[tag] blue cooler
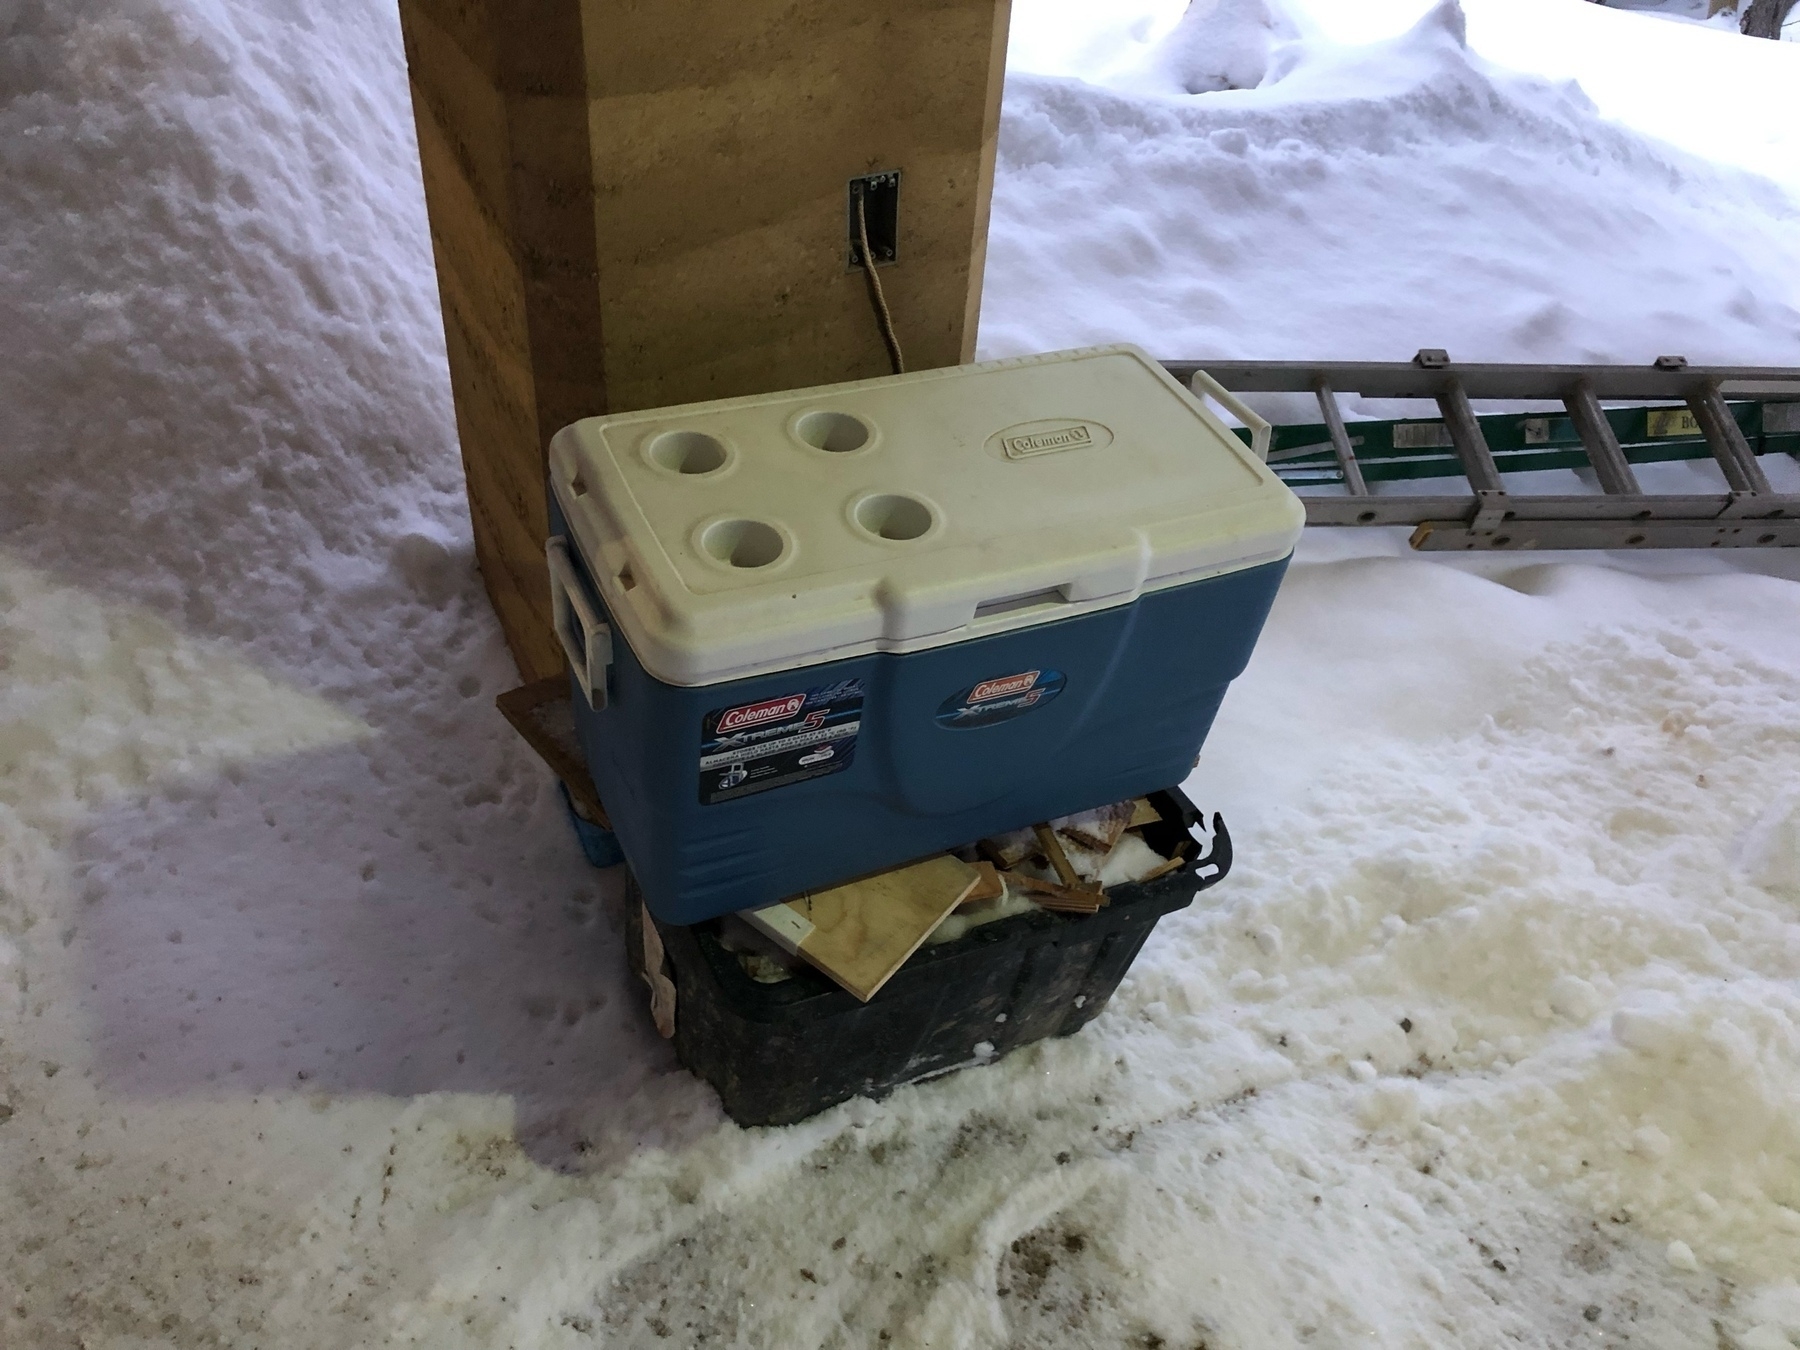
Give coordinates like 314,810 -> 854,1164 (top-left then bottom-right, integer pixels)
545,345 -> 1303,924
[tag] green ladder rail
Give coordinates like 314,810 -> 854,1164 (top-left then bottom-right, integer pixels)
1161,351 -> 1800,551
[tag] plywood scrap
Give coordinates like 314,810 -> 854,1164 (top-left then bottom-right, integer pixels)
496,676 -> 610,826
740,854 -> 981,1002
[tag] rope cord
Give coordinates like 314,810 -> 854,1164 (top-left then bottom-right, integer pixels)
856,189 -> 904,376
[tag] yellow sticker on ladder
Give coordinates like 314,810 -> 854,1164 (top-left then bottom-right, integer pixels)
1646,408 -> 1701,438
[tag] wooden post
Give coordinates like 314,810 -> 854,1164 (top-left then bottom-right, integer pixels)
398,0 -> 1012,680
1738,0 -> 1798,37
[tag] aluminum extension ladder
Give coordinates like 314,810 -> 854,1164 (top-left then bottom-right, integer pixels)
1164,351 -> 1800,550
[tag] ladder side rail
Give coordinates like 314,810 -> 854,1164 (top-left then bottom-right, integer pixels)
1161,360 -> 1800,402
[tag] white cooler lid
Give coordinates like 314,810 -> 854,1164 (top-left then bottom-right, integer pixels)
548,345 -> 1304,687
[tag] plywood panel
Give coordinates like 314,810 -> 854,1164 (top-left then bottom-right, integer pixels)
742,854 -> 981,1002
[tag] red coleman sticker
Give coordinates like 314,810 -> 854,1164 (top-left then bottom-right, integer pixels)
968,671 -> 1042,703
699,681 -> 863,804
715,693 -> 806,734
935,668 -> 1067,729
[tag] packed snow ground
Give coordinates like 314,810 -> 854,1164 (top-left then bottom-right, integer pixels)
3,1 -> 1799,1347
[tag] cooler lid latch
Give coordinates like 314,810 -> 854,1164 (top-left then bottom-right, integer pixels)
547,536 -> 613,710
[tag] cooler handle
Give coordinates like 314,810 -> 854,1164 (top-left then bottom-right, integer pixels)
1189,368 -> 1271,462
547,535 -> 613,710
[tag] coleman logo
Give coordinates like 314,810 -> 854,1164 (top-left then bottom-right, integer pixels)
935,668 -> 1066,729
988,417 -> 1115,461
717,693 -> 805,733
969,671 -> 1040,703
1005,424 -> 1092,456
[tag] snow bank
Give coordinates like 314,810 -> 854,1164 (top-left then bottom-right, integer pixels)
1,6 -> 664,1333
4,0 -> 1800,1346
982,0 -> 1800,366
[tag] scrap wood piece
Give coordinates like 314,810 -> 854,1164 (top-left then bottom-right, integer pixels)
1010,872 -> 1105,915
956,861 -> 1005,911
1051,800 -> 1136,853
496,676 -> 609,827
1033,823 -> 1098,894
977,826 -> 1038,869
639,901 -> 677,1038
1055,828 -> 1177,889
739,854 -> 981,1002
1136,850 -> 1191,884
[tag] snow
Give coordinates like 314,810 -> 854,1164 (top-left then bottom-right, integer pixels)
985,0 -> 1800,368
3,1 -> 1800,1346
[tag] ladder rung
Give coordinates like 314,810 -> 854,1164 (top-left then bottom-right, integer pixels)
1436,379 -> 1506,495
1563,380 -> 1641,495
1688,384 -> 1772,495
1311,377 -> 1368,496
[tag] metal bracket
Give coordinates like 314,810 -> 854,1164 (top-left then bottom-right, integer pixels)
1470,491 -> 1510,533
1717,491 -> 1764,520
846,170 -> 901,271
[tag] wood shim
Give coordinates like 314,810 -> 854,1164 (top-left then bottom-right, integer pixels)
1127,797 -> 1162,830
1033,823 -> 1088,891
977,827 -> 1038,869
1052,800 -> 1135,853
639,901 -> 677,1038
739,854 -> 981,1002
1009,872 -> 1104,914
1135,845 -> 1192,884
957,861 -> 1005,910
495,677 -> 610,826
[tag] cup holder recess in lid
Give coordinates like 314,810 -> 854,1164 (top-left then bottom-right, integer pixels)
852,493 -> 934,542
646,429 -> 729,475
793,410 -> 872,454
700,518 -> 786,569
